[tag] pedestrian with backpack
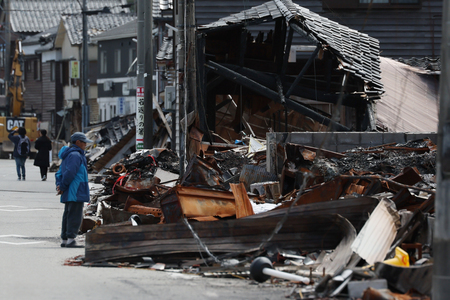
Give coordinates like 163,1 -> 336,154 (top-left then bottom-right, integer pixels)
8,127 -> 30,180
33,129 -> 52,181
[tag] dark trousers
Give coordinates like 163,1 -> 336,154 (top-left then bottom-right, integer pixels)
61,202 -> 84,240
39,166 -> 48,178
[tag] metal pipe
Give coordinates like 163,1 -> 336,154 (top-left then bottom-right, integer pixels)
262,268 -> 310,284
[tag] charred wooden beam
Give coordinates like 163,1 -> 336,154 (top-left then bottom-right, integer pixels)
239,29 -> 247,67
274,19 -> 287,74
275,75 -> 288,132
281,26 -> 294,79
205,61 -> 350,131
220,64 -> 359,107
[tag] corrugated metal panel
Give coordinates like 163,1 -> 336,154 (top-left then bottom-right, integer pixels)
10,0 -> 131,33
62,14 -> 136,45
351,199 -> 401,265
376,57 -> 439,132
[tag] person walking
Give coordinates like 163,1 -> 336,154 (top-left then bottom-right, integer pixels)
8,127 -> 30,180
34,129 -> 52,181
55,132 -> 92,248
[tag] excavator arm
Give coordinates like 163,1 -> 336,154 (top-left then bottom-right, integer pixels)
6,40 -> 24,117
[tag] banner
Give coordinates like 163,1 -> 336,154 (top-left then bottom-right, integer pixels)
136,87 -> 144,150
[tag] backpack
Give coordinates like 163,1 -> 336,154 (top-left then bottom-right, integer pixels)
18,136 -> 30,157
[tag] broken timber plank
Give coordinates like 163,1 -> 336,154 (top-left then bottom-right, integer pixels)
85,197 -> 379,263
85,214 -> 347,263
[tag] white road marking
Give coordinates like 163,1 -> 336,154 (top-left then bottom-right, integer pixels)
0,205 -> 49,212
0,234 -> 28,238
0,235 -> 44,245
0,241 -> 43,245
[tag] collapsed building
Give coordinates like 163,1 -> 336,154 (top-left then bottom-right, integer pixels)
62,1 -> 437,299
195,0 -> 384,144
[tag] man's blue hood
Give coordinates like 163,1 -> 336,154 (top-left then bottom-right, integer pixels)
59,145 -> 84,160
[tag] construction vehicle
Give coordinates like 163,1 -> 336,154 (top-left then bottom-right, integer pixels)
0,40 -> 38,158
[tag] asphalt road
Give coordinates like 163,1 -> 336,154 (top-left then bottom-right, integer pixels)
0,158 -> 289,300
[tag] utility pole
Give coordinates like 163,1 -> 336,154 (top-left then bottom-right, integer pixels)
81,0 -> 89,132
143,0 -> 153,149
186,0 -> 197,115
4,0 -> 10,94
175,0 -> 185,175
433,0 -> 450,298
136,0 -> 145,150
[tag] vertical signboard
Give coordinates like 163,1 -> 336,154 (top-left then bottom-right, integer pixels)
118,97 -> 125,115
70,61 -> 80,79
136,87 -> 144,150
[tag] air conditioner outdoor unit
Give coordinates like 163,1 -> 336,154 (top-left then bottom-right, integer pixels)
103,80 -> 113,91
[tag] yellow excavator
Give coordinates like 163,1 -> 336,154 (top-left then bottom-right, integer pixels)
0,40 -> 38,158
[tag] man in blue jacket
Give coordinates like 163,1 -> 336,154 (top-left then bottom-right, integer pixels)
56,132 -> 92,248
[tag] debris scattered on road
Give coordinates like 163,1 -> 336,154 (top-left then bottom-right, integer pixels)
74,130 -> 436,299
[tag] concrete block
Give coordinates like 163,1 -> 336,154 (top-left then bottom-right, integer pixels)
348,279 -> 388,298
312,132 -> 337,151
406,133 -> 438,144
336,132 -> 361,145
382,132 -> 406,144
288,132 -> 313,146
360,132 -> 383,147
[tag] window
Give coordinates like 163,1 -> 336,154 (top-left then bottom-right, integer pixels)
60,63 -> 64,84
100,51 -> 107,74
34,59 -> 41,80
323,0 -> 421,9
129,48 -> 137,72
50,62 -> 55,82
114,49 -> 121,73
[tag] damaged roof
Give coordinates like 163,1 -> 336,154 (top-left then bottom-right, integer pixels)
8,0 -> 130,33
61,13 -> 136,45
198,0 -> 383,95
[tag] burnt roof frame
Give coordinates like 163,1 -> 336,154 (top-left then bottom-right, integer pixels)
197,0 -> 384,134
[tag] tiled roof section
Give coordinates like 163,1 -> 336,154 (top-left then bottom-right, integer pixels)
396,57 -> 441,73
91,18 -> 137,41
62,13 -> 136,45
22,25 -> 58,45
153,0 -> 173,18
10,0 -> 130,33
198,0 -> 383,95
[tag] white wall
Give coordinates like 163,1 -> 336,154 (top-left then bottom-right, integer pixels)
41,49 -> 62,63
97,96 -> 136,122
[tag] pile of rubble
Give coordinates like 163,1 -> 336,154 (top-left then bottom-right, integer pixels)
79,135 -> 435,300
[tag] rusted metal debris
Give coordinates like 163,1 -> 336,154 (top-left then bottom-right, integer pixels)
81,135 -> 435,299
